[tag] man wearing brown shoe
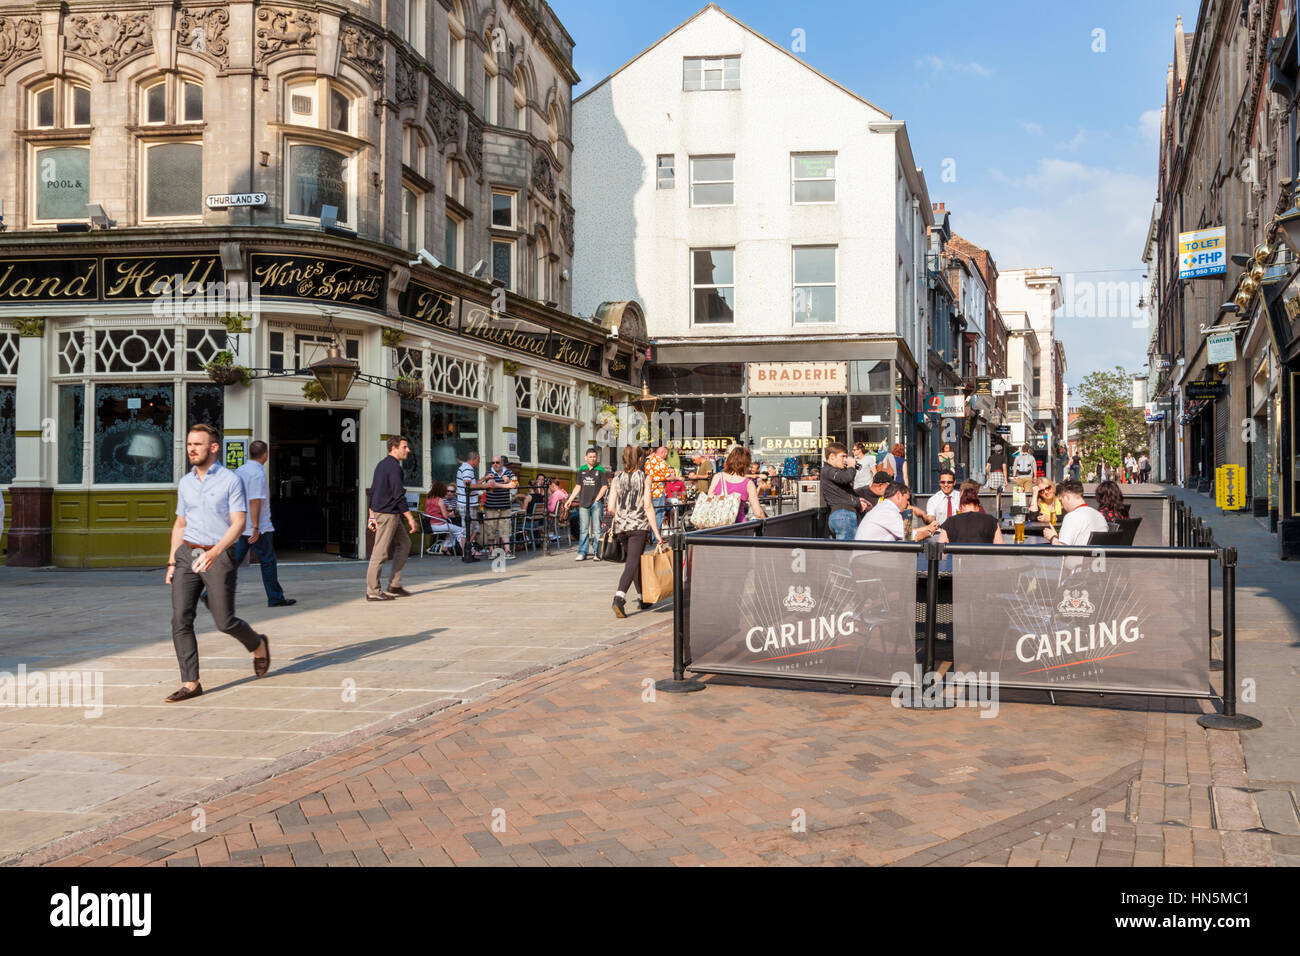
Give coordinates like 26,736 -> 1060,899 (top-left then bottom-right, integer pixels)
165,424 -> 269,702
366,435 -> 418,600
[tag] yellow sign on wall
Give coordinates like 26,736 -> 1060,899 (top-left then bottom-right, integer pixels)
1215,464 -> 1245,510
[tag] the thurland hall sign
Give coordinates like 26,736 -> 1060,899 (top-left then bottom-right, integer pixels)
399,294 -> 603,374
0,253 -> 225,303
1178,227 -> 1226,279
747,361 -> 847,395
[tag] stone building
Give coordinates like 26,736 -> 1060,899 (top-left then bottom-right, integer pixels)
0,1 -> 642,567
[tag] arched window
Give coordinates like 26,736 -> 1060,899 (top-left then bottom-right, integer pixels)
140,76 -> 203,126
512,69 -> 527,131
482,48 -> 498,124
286,77 -> 354,134
447,0 -> 466,94
31,79 -> 90,130
407,0 -> 426,55
547,104 -> 560,146
535,230 -> 551,302
28,79 -> 94,225
282,77 -> 360,226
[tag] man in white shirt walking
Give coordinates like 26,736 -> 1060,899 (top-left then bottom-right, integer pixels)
855,483 -> 911,541
925,471 -> 960,524
1043,480 -> 1109,546
233,440 -> 295,607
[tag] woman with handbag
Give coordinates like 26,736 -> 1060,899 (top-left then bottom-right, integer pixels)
705,445 -> 766,525
607,445 -> 663,618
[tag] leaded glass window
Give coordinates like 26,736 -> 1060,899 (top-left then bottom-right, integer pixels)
0,387 -> 15,483
94,384 -> 173,484
57,385 -> 84,484
400,396 -> 423,487
186,383 -> 224,430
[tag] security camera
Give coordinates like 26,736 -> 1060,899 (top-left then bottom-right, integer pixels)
469,259 -> 486,277
409,248 -> 441,270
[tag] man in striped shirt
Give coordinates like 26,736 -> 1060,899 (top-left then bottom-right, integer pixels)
456,452 -> 484,563
481,455 -> 518,558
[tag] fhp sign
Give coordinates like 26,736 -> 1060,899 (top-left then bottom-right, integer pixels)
1178,227 -> 1226,279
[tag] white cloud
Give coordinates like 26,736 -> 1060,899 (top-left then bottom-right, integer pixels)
915,55 -> 992,78
1020,121 -> 1044,136
1139,108 -> 1162,143
1054,128 -> 1086,152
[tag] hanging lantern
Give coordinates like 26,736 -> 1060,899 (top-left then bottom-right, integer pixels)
309,344 -> 360,402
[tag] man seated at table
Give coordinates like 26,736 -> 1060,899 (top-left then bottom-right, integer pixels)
1043,480 -> 1108,546
690,453 -> 714,496
925,470 -> 961,524
859,470 -> 893,512
855,482 -> 911,542
1032,477 -> 1063,525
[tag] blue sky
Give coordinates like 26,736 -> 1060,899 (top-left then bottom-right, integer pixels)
552,0 -> 1192,393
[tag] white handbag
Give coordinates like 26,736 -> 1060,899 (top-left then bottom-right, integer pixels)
689,491 -> 741,528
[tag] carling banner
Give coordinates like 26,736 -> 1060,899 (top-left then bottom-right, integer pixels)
686,543 -> 918,683
951,553 -> 1211,696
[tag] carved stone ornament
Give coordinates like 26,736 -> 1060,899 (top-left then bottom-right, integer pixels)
178,7 -> 231,68
532,153 -> 556,201
12,318 -> 45,338
341,23 -> 383,85
426,83 -> 459,149
466,118 -> 483,169
395,53 -> 419,106
0,16 -> 41,71
559,201 -> 574,254
256,6 -> 317,65
65,12 -> 152,77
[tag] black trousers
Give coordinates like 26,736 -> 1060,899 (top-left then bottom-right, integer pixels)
171,544 -> 262,683
616,530 -> 650,597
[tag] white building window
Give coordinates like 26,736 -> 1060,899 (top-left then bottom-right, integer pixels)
446,158 -> 465,203
547,105 -> 560,146
656,155 -> 675,189
692,248 -> 735,325
483,52 -> 499,124
683,55 -> 740,91
31,80 -> 91,130
140,77 -> 203,126
690,155 -> 733,206
792,153 -> 836,203
142,142 -> 204,220
286,142 -> 351,225
402,126 -> 427,175
513,69 -> 527,130
403,186 -> 422,253
793,246 -> 836,324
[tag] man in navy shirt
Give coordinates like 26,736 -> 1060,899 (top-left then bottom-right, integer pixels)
165,424 -> 269,702
366,435 -> 418,601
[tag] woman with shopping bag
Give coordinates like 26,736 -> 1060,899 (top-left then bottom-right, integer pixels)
607,445 -> 663,618
693,445 -> 766,527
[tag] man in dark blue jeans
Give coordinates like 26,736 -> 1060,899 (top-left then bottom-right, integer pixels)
233,440 -> 294,607
820,442 -> 864,540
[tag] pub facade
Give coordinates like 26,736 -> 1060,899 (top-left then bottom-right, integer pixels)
0,1 -> 643,567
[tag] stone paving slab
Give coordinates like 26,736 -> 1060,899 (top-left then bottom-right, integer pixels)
0,549 -> 651,860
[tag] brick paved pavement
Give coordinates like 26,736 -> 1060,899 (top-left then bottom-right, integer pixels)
38,614 -> 1296,867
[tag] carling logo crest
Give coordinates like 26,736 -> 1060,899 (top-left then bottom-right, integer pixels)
1057,588 -> 1095,618
783,586 -> 816,612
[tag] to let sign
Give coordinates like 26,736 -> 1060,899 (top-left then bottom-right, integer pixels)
1178,227 -> 1226,279
747,361 -> 847,395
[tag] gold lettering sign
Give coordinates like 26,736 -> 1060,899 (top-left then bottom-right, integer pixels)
250,253 -> 386,310
103,254 -> 221,300
549,334 -> 599,372
0,257 -> 99,302
399,281 -> 457,331
747,361 -> 848,395
668,437 -> 736,452
461,303 -> 549,357
1284,295 -> 1300,324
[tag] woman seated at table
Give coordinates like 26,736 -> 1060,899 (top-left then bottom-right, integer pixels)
1033,477 -> 1063,525
423,481 -> 467,555
1095,479 -> 1128,523
932,482 -> 1004,544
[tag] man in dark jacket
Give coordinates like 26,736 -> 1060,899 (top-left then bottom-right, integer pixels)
820,442 -> 863,540
366,436 -> 418,601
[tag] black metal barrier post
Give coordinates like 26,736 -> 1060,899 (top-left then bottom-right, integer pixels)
1198,547 -> 1261,731
659,528 -> 706,694
901,537 -> 954,710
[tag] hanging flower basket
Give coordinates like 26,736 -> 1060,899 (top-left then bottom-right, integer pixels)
204,351 -> 252,387
395,377 -> 423,399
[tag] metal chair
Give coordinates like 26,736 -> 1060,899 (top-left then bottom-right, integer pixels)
1113,516 -> 1142,546
1086,529 -> 1129,547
